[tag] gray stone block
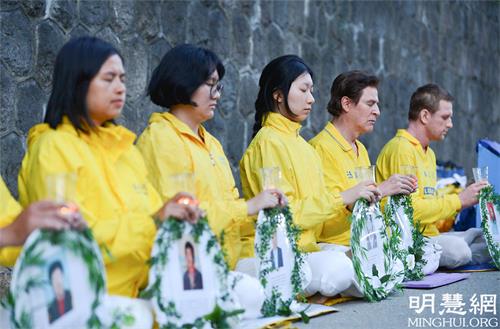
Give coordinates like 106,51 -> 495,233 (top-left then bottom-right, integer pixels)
121,36 -> 148,101
15,79 -> 46,135
209,8 -> 231,60
35,20 -> 66,88
79,0 -> 110,29
69,24 -> 90,39
147,38 -> 172,80
0,63 -> 16,136
0,131 -> 24,197
0,1 -> 20,12
218,60 -> 239,119
20,0 -> 45,18
186,1 -> 210,45
266,23 -> 284,61
0,9 -> 34,77
237,73 -> 258,119
231,12 -> 251,66
50,0 -> 77,32
161,0 -> 188,43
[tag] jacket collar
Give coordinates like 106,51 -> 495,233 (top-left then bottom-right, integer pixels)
27,117 -> 136,162
396,129 -> 421,146
151,112 -> 208,144
262,112 -> 302,136
324,122 -> 359,152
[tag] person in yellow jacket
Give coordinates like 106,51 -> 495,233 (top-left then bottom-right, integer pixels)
239,55 -> 357,297
136,44 -> 284,319
0,176 -> 85,251
17,37 -> 201,300
376,84 -> 489,268
137,44 -> 285,270
309,71 -> 415,247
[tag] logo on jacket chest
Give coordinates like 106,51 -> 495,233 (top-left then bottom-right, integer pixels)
132,183 -> 148,196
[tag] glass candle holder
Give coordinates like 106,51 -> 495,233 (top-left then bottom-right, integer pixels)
260,167 -> 282,191
472,166 -> 488,183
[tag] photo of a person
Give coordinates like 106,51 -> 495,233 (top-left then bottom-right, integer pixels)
183,241 -> 203,290
270,233 -> 284,269
486,202 -> 498,235
47,260 -> 73,323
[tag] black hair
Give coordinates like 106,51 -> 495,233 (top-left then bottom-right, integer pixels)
253,55 -> 314,137
44,36 -> 123,133
327,70 -> 379,119
408,84 -> 454,121
185,241 -> 195,258
48,260 -> 64,278
148,44 -> 225,108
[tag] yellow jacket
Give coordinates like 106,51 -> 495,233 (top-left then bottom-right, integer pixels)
376,129 -> 461,236
0,176 -> 23,266
309,122 -> 370,245
18,118 -> 162,297
136,112 -> 247,269
239,112 -> 345,255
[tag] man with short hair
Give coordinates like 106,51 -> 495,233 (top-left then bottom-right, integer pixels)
376,84 -> 489,268
310,71 -> 415,248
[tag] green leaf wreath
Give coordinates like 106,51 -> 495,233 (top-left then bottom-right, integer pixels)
384,195 -> 427,280
1,228 -> 107,329
142,217 -> 243,329
350,199 -> 405,302
255,206 -> 308,321
478,185 -> 500,269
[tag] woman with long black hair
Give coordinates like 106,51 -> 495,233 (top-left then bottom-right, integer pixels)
239,55 -> 366,297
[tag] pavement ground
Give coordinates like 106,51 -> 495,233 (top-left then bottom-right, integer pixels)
295,271 -> 500,329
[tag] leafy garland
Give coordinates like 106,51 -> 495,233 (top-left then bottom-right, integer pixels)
350,199 -> 405,302
1,228 -> 107,329
141,217 -> 243,329
478,185 -> 500,269
255,206 -> 308,321
384,195 -> 427,280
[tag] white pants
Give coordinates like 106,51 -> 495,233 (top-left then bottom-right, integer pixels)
317,243 -> 362,297
227,271 -> 266,320
236,248 -> 354,298
421,239 -> 442,275
430,228 -> 489,268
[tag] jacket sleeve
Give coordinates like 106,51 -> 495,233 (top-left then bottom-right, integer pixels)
0,178 -> 23,266
376,145 -> 461,229
240,139 -> 346,231
312,142 -> 352,221
18,136 -> 158,265
136,123 -> 191,202
137,124 -> 248,236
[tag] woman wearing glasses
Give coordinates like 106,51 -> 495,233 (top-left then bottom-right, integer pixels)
137,44 -> 286,318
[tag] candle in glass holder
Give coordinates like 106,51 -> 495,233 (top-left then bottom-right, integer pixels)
46,172 -> 78,215
472,166 -> 488,183
170,172 -> 197,205
260,167 -> 282,191
354,165 -> 375,183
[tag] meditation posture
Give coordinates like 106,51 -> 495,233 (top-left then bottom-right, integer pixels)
376,84 -> 489,268
17,37 -> 201,298
239,55 -> 357,297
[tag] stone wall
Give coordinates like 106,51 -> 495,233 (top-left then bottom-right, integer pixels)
1,0 -> 499,196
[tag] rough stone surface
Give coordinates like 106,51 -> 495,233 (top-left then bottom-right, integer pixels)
0,9 -> 34,77
0,0 -> 499,199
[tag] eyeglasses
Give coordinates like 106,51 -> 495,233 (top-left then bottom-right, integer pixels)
206,81 -> 224,98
